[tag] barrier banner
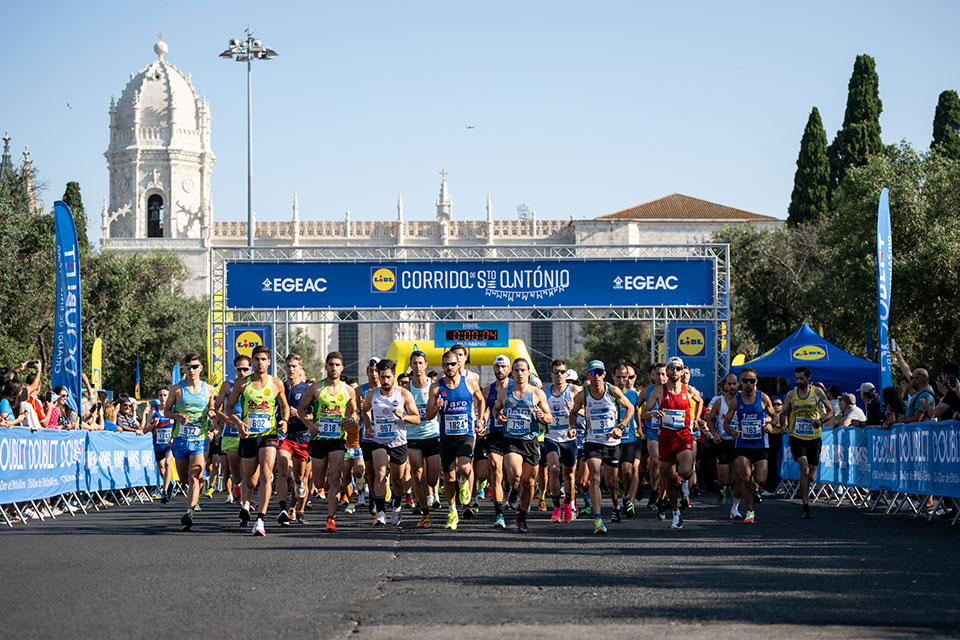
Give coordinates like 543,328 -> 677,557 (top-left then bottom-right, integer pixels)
52,200 -> 83,413
83,432 -> 161,493
0,429 -> 86,503
780,422 -> 960,497
225,259 -> 716,309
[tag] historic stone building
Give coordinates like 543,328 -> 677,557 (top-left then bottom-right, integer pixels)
101,38 -> 781,377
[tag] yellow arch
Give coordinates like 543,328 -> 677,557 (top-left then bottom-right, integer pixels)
385,339 -> 539,377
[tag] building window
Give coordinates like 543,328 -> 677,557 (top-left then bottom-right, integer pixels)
147,194 -> 164,238
339,311 -> 359,381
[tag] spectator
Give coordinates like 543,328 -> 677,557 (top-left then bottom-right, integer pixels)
903,369 -> 935,423
926,362 -> 960,421
837,393 -> 867,427
427,370 -> 438,382
114,395 -> 142,433
42,387 -> 76,429
882,386 -> 904,427
0,379 -> 28,428
827,384 -> 843,416
104,397 -> 118,425
859,382 -> 884,425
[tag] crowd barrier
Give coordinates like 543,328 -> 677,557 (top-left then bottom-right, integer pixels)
0,429 -> 161,526
778,421 -> 960,524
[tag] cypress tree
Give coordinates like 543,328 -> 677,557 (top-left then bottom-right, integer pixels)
931,90 -> 960,160
61,180 -> 89,247
828,54 -> 883,188
788,107 -> 830,226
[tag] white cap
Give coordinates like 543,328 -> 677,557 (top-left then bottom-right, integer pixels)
367,357 -> 381,366
493,355 -> 510,366
565,369 -> 578,382
667,356 -> 684,368
529,374 -> 543,388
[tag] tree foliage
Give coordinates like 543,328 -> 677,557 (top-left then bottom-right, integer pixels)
788,107 -> 831,226
932,89 -> 960,160
567,321 -> 650,378
829,54 -> 884,188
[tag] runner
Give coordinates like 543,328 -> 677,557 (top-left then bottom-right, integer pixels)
141,386 -> 174,503
212,356 -> 250,507
407,350 -> 442,528
613,364 -> 642,520
226,345 -> 290,537
640,356 -> 703,530
425,350 -> 487,531
643,362 -> 667,518
340,379 -> 366,515
722,367 -> 777,523
543,359 -> 581,524
483,354 -> 512,528
277,353 -> 311,526
491,358 -> 551,532
680,365 -> 704,507
299,351 -> 358,533
362,358 -> 420,526
703,373 -> 740,514
779,365 -> 835,519
356,359 -> 381,516
568,360 -> 635,534
162,353 -> 217,531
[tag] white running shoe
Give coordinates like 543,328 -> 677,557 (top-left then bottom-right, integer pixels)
730,504 -> 743,520
426,493 -> 435,508
391,506 -> 402,526
252,519 -> 266,536
295,481 -> 307,499
374,511 -> 386,526
224,494 -> 235,504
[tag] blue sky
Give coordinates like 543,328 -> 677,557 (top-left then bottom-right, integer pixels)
2,2 -> 958,243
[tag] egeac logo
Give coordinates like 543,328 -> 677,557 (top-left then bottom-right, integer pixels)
677,328 -> 706,357
792,345 -> 827,361
371,267 -> 397,293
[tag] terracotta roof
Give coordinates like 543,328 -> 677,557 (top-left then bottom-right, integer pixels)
597,193 -> 778,221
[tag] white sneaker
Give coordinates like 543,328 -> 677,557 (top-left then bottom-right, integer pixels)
295,481 -> 307,499
426,493 -> 435,508
374,511 -> 386,526
24,508 -> 39,520
51,507 -> 64,516
357,491 -> 367,506
391,506 -> 402,526
730,505 -> 743,520
681,480 -> 690,499
224,494 -> 235,504
252,519 -> 266,536
64,503 -> 80,513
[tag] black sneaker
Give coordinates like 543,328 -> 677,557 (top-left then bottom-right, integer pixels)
611,508 -> 621,523
462,506 -> 475,520
296,513 -> 308,525
647,494 -> 658,511
516,519 -> 528,533
680,497 -> 690,510
753,490 -> 763,504
412,504 -> 422,516
181,512 -> 193,531
624,502 -> 636,518
656,499 -> 667,521
801,504 -> 812,519
161,496 -> 169,505
692,485 -> 703,497
278,510 -> 292,526
239,507 -> 251,527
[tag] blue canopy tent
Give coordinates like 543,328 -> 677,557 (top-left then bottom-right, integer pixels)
730,324 -> 881,397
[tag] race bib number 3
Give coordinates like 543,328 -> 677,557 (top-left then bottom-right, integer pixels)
248,412 -> 271,435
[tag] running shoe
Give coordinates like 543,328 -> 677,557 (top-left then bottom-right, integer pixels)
744,510 -> 756,524
458,480 -> 470,505
493,513 -> 506,529
646,493 -> 658,511
374,511 -> 386,526
252,519 -> 266,536
538,495 -> 547,511
445,510 -> 459,530
426,493 -> 435,508
671,511 -> 683,529
593,517 -> 607,535
296,513 -> 308,525
412,503 -> 422,516
801,504 -> 812,519
551,506 -> 562,523
462,505 -> 475,520
692,484 -> 703,497
345,502 -> 356,514
224,494 -> 235,504
508,489 -> 521,511
611,508 -> 621,523
239,506 -> 251,526
150,491 -> 162,500
181,512 -> 193,531
516,519 -> 529,533
204,488 -> 214,499
325,517 -> 338,533
160,495 -> 168,504
656,499 -> 666,521
232,486 -> 241,500
730,505 -> 743,520
581,505 -> 592,516
278,510 -> 292,526
417,514 -> 431,528
405,494 -> 415,508
357,491 -> 367,506
295,481 -> 307,499
562,502 -> 574,523
753,490 -> 763,504
624,501 -> 636,518
680,496 -> 691,510
391,507 -> 402,526
717,486 -> 727,505
193,504 -> 202,513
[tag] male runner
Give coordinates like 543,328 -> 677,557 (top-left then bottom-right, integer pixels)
680,364 -> 704,507
613,364 -> 642,519
425,350 -> 486,530
356,359 -> 381,515
213,356 -> 251,505
544,359 -> 581,523
703,373 -> 740,513
641,357 -> 703,530
299,351 -> 358,533
163,353 -> 218,531
226,345 -> 290,536
449,343 -> 481,384
568,360 -> 635,534
722,367 -> 777,523
277,353 -> 311,525
779,366 -> 834,519
483,354 -> 512,528
407,350 -> 442,528
492,358 -> 551,532
362,358 -> 420,526
141,386 -> 174,503
644,362 -> 667,518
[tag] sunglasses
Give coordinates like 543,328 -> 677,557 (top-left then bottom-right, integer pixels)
667,365 -> 682,371
235,366 -> 250,372
628,375 -> 637,379
442,362 -> 458,367
552,369 -> 567,375
58,394 -> 68,399
185,364 -> 202,370
773,402 -> 783,406
742,378 -> 758,384
589,369 -> 605,376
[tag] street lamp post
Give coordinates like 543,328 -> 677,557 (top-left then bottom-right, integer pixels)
219,28 -> 278,247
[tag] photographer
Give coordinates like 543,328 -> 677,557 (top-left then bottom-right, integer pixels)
923,362 -> 960,421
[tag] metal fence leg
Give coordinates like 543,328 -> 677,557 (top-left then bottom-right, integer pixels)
71,492 -> 88,515
884,493 -> 902,515
1,506 -> 13,527
11,502 -> 28,525
926,496 -> 944,522
29,500 -> 47,522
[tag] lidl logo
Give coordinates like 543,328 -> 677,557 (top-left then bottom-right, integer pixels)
792,345 -> 827,361
677,328 -> 706,357
371,267 -> 397,293
235,331 -> 264,357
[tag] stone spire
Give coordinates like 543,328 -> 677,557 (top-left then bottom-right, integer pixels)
291,193 -> 300,245
22,146 -> 39,215
485,193 -> 494,245
0,131 -> 13,181
436,168 -> 452,222
396,192 -> 405,246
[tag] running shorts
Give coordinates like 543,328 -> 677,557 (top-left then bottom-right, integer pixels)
473,435 -> 489,462
221,436 -> 240,453
544,438 -> 577,469
735,447 -> 769,464
714,440 -> 736,466
620,440 -> 640,463
361,440 -> 376,464
308,438 -> 346,459
172,437 -> 206,461
485,431 -> 504,457
154,447 -> 171,462
583,442 -> 621,468
407,436 -> 440,459
238,435 -> 279,459
279,438 -> 310,462
658,429 -> 693,465
789,436 -> 822,466
503,438 -> 540,466
439,435 -> 474,473
369,442 -> 409,466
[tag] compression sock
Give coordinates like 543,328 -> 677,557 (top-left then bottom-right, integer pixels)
392,495 -> 402,509
553,494 -> 562,508
375,497 -> 386,512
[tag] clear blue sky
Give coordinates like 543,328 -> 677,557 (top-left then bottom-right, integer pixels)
3,2 -> 958,243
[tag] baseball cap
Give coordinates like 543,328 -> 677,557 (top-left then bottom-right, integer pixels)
529,374 -> 543,388
565,369 -> 579,382
667,356 -> 684,368
587,359 -> 605,372
493,354 -> 510,366
367,357 -> 381,366
859,382 -> 876,394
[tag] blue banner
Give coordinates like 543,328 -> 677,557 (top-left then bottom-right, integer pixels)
877,188 -> 893,391
225,259 -> 716,309
52,201 -> 82,413
667,323 -> 716,396
84,432 -> 161,493
225,325 -> 273,380
780,423 -> 960,497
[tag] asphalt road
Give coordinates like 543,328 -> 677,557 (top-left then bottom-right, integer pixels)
2,491 -> 958,639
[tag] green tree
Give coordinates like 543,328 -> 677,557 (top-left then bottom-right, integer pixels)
568,321 -> 650,379
61,181 -> 90,249
932,89 -> 960,160
788,107 -> 831,226
829,54 -> 884,189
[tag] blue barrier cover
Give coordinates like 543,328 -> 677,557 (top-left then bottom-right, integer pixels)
83,432 -> 161,493
780,422 -> 960,497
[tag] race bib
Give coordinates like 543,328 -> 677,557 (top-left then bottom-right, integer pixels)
445,415 -> 469,436
180,422 -> 203,441
417,405 -> 427,419
505,410 -> 532,437
247,412 -> 271,436
317,416 -> 342,437
155,427 -> 172,445
374,414 -> 399,439
794,417 -> 815,437
552,411 -> 568,427
661,409 -> 686,430
221,424 -> 240,438
740,416 -> 762,440
589,408 -> 613,435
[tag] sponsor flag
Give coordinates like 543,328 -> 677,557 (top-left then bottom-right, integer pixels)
172,364 -> 181,386
135,353 -> 141,400
877,187 -> 893,390
52,201 -> 82,413
91,337 -> 102,390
